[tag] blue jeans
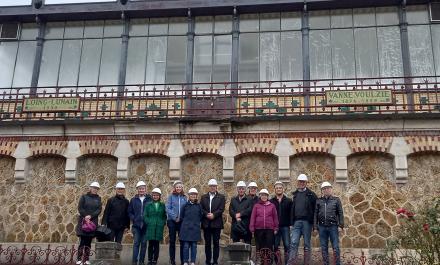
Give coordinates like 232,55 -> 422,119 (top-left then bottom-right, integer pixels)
132,226 -> 147,264
274,226 -> 290,264
183,241 -> 197,263
167,220 -> 184,264
318,225 -> 341,265
287,220 -> 312,264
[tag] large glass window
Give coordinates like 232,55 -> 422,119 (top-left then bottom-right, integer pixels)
239,12 -> 302,86
38,20 -> 123,88
0,23 -> 37,88
309,7 -> 403,84
193,16 -> 232,84
125,17 -> 187,87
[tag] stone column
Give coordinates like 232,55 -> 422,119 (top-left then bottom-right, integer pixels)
274,138 -> 294,183
330,138 -> 351,184
114,140 -> 133,181
13,141 -> 31,184
389,137 -> 410,185
166,139 -> 185,182
64,141 -> 81,184
219,139 -> 237,183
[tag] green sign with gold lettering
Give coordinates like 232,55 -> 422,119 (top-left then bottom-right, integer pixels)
23,97 -> 81,112
325,90 -> 393,106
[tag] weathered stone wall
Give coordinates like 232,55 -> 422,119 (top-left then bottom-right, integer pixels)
0,134 -> 439,250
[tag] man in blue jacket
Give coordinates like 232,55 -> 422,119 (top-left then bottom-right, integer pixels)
128,181 -> 152,265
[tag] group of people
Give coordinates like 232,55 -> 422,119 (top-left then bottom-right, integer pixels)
75,174 -> 344,265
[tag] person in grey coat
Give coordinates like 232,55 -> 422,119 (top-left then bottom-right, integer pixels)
76,182 -> 102,265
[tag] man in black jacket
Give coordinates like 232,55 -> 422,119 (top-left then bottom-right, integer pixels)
229,181 -> 253,244
102,182 -> 130,244
287,174 -> 317,265
314,182 -> 344,265
200,179 -> 226,265
270,181 -> 292,265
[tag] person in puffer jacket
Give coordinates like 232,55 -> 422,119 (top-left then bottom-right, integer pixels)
314,182 -> 344,265
249,189 -> 279,264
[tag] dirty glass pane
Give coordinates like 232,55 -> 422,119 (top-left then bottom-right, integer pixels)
353,8 -> 376,27
149,18 -> 168,36
309,30 -> 331,80
240,14 -> 259,32
214,16 -> 232,34
169,17 -> 187,35
98,38 -> 121,85
260,13 -> 280,31
64,21 -> 84,39
281,31 -> 302,81
129,19 -> 148,36
193,35 -> 212,83
331,29 -> 355,80
331,9 -> 353,28
213,35 -> 232,83
38,40 -> 62,87
260,32 -> 280,82
408,25 -> 434,77
377,27 -> 403,78
431,24 -> 440,76
0,0 -> 31,6
12,41 -> 36,87
146,37 -> 167,85
195,16 -> 213,34
281,12 -> 301,31
84,20 -> 104,38
45,22 -> 65,39
0,42 -> 18,88
309,10 -> 330,29
103,20 -> 123,38
376,6 -> 399,26
78,39 -> 102,86
126,37 -> 148,84
165,36 -> 187,84
406,5 -> 429,25
20,23 -> 38,40
58,40 -> 82,86
239,33 -> 259,82
354,28 -> 379,79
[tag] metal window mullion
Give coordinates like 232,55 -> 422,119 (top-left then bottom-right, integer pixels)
399,3 -> 414,111
30,21 -> 46,94
231,11 -> 239,87
302,5 -> 310,113
116,17 -> 129,115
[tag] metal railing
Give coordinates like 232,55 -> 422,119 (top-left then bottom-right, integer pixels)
0,76 -> 439,122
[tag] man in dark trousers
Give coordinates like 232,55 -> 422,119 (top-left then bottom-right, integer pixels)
270,181 -> 292,265
229,181 -> 253,244
200,178 -> 226,265
287,174 -> 317,265
102,182 -> 130,243
128,181 -> 152,265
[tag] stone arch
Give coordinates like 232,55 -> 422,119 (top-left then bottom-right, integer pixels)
289,153 -> 335,194
402,152 -> 440,208
128,153 -> 170,198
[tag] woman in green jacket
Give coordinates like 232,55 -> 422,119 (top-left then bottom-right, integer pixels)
143,188 -> 166,265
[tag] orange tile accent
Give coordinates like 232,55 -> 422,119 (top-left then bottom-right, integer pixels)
129,139 -> 171,156
28,141 -> 68,156
347,137 -> 393,154
78,140 -> 118,156
405,136 -> 440,154
234,138 -> 278,155
181,139 -> 224,155
290,137 -> 334,154
0,142 -> 18,157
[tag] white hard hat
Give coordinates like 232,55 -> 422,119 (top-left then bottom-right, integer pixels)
248,182 -> 258,188
208,179 -> 218,186
274,181 -> 284,187
236,181 -> 246,187
90,182 -> 100,188
188,188 -> 198,194
321,181 -> 332,189
297,174 -> 308,181
115,182 -> 125,189
259,189 -> 269,195
173,180 -> 183,187
136,181 -> 147,188
152,188 -> 162,195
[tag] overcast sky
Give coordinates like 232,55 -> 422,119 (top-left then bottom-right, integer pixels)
0,0 -> 116,6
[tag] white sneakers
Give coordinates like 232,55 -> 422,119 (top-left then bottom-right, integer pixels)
75,261 -> 90,265
75,261 -> 82,265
